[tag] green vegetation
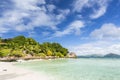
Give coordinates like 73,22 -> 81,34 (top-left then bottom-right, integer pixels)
0,35 -> 68,59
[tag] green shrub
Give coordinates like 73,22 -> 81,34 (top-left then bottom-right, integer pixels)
36,53 -> 46,58
0,52 -> 7,57
0,49 -> 10,57
55,52 -> 64,58
9,50 -> 24,57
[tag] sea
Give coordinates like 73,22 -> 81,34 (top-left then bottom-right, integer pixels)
15,58 -> 120,80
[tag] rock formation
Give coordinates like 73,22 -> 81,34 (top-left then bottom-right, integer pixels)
67,52 -> 77,58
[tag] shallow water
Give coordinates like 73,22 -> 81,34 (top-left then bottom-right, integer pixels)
16,58 -> 120,80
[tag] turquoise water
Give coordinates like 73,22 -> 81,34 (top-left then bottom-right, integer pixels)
16,58 -> 120,80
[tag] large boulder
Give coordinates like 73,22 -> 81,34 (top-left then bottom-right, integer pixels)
67,52 -> 77,58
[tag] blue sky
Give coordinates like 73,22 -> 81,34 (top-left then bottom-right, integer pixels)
0,0 -> 120,55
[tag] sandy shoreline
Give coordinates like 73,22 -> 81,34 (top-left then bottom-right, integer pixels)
0,62 -> 54,80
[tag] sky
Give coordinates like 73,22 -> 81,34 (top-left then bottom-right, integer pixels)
0,0 -> 120,55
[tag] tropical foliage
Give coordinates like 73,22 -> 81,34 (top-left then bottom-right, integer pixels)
0,36 -> 68,58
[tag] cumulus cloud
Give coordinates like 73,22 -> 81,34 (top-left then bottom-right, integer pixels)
90,23 -> 120,40
47,4 -> 56,12
73,0 -> 111,19
53,20 -> 84,37
69,41 -> 120,55
0,0 -> 70,35
69,23 -> 120,55
13,0 -> 46,11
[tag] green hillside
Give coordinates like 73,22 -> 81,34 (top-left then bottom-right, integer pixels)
0,36 -> 68,59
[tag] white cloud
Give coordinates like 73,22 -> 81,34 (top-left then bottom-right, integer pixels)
73,0 -> 111,19
69,41 -> 120,55
0,27 -> 10,33
0,0 -> 70,35
90,6 -> 106,19
90,23 -> 120,40
13,0 -> 46,11
47,4 -> 56,12
56,9 -> 70,21
53,20 -> 84,37
89,0 -> 110,19
73,0 -> 89,12
70,23 -> 120,56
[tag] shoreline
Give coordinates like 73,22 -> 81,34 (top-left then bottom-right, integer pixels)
0,62 -> 54,80
0,56 -> 77,62
0,56 -> 59,62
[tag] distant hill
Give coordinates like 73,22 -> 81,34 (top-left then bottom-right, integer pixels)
78,54 -> 103,58
78,53 -> 120,58
103,53 -> 120,58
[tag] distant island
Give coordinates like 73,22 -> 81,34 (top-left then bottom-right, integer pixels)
0,35 -> 76,61
78,53 -> 120,58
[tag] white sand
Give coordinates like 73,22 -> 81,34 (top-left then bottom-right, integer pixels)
0,62 -> 54,80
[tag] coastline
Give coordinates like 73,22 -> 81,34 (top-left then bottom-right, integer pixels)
0,55 -> 77,62
0,62 -> 54,80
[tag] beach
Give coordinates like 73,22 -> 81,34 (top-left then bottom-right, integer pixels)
0,62 -> 53,80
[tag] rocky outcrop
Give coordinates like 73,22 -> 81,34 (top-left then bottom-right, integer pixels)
67,52 -> 77,58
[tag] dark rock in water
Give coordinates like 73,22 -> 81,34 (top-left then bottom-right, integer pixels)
67,52 -> 77,58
